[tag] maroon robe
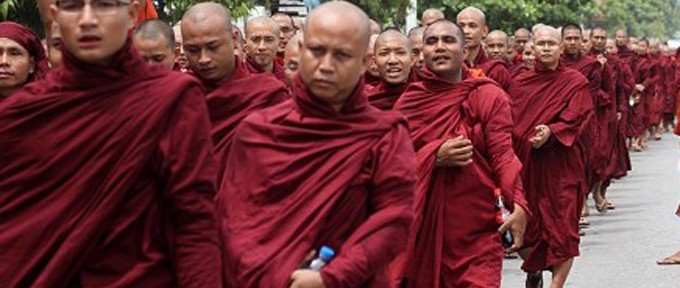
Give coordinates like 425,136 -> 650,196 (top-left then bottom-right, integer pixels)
511,64 -> 530,78
467,48 -> 514,91
0,39 -> 221,287
629,54 -> 658,136
0,21 -> 49,82
664,56 -> 677,120
244,56 -> 287,84
204,59 -> 289,185
365,81 -> 408,110
561,53 -> 611,187
509,63 -> 593,272
393,69 -> 528,288
649,54 -> 666,125
218,77 -> 417,288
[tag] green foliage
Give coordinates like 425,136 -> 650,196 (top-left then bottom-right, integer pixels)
161,0 -> 262,23
1,0 -> 44,38
342,0 -> 412,29
590,0 -> 680,41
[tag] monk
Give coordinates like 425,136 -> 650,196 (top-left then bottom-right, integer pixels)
561,23 -> 612,213
408,27 -> 425,77
283,33 -> 303,86
629,39 -> 658,151
365,34 -> 382,86
0,1 -> 222,287
365,29 -> 413,110
662,46 -> 677,132
486,30 -> 510,61
172,22 -> 189,71
581,29 -> 592,54
509,25 -> 593,288
457,7 -> 513,91
589,26 -> 633,209
511,40 -> 535,77
605,38 -> 617,54
393,19 -> 528,288
182,3 -> 289,186
244,16 -> 286,82
648,41 -> 665,139
421,8 -> 445,28
513,28 -> 531,65
233,24 -> 245,59
217,2 -> 417,287
133,20 -> 179,70
272,12 -> 296,62
0,21 -> 49,99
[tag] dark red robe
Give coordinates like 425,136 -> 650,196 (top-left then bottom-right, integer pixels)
467,47 -> 514,91
0,39 -> 221,287
561,53 -> 612,187
365,81 -> 408,110
218,77 -> 417,288
649,54 -> 666,125
392,69 -> 528,288
509,63 -> 593,272
203,59 -> 289,185
629,54 -> 659,136
244,56 -> 287,84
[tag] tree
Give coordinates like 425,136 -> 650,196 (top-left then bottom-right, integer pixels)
589,0 -> 680,41
1,0 -> 44,38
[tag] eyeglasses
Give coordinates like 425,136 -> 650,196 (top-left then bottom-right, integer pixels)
55,0 -> 130,14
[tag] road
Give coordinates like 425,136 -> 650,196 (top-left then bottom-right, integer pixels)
501,134 -> 680,288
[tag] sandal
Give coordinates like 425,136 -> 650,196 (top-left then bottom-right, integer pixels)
657,257 -> 680,265
579,217 -> 590,227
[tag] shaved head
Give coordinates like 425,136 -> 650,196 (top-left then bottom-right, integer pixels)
245,16 -> 281,71
533,25 -> 561,70
306,2 -> 371,51
374,29 -> 412,84
514,28 -> 531,52
425,20 -> 465,43
284,33 -> 303,86
134,20 -> 175,50
486,30 -> 509,60
421,8 -> 445,27
182,2 -> 232,30
456,6 -> 486,26
246,16 -> 280,36
376,29 -> 412,54
534,25 -> 561,42
487,30 -> 508,42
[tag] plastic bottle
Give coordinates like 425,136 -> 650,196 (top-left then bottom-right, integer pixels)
309,246 -> 335,271
494,188 -> 514,248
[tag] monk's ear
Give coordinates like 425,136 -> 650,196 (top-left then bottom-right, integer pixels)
483,25 -> 489,38
360,52 -> 371,74
127,0 -> 140,30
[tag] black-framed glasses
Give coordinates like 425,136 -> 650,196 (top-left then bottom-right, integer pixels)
56,0 -> 130,14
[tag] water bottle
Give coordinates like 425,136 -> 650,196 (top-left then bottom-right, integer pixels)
309,246 -> 335,271
494,189 -> 514,248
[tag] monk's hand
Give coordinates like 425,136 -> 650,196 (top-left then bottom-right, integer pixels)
596,55 -> 607,66
635,84 -> 645,92
529,125 -> 552,149
290,270 -> 326,288
436,136 -> 473,167
617,112 -> 622,121
499,204 -> 527,253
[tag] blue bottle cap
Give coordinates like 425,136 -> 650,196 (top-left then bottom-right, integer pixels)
319,246 -> 335,261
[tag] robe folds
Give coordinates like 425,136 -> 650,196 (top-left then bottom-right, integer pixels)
218,77 -> 417,288
0,39 -> 221,287
629,54 -> 659,136
468,49 -> 514,91
244,57 -> 288,84
392,69 -> 528,288
509,63 -> 593,272
365,81 -> 408,111
561,53 -> 612,186
204,59 -> 289,185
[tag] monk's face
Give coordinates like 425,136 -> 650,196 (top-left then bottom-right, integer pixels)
182,17 -> 235,82
514,31 -> 530,52
133,34 -> 176,70
409,33 -> 424,74
533,30 -> 561,69
272,14 -> 296,55
649,44 -> 660,56
522,42 -> 535,68
48,23 -> 64,68
375,34 -> 412,85
615,31 -> 628,47
366,36 -> 380,78
0,38 -> 35,96
590,29 -> 607,52
605,39 -> 617,54
51,0 -> 138,65
457,13 -> 487,49
423,23 -> 465,79
284,41 -> 301,86
562,28 -> 582,56
637,41 -> 649,55
299,14 -> 368,108
486,34 -> 507,60
581,36 -> 591,54
245,22 -> 280,69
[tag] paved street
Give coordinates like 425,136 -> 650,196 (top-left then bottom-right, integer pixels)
501,134 -> 680,288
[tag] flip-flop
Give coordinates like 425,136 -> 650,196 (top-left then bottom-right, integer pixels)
657,257 -> 680,265
579,217 -> 590,227
504,252 -> 519,259
606,202 -> 616,210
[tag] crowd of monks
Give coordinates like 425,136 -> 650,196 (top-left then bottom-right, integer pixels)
1,1 -> 679,288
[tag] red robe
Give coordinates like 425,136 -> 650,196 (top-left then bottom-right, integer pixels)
204,59 -> 289,185
393,69 -> 528,288
467,47 -> 514,91
365,81 -> 408,111
561,53 -> 612,187
0,40 -> 221,287
218,77 -> 417,288
244,56 -> 288,84
629,54 -> 658,136
664,56 -> 677,120
509,63 -> 593,272
649,54 -> 666,125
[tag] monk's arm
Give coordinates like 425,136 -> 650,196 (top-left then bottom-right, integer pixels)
157,84 -> 223,288
320,124 -> 416,288
482,93 -> 528,213
618,64 -> 635,113
547,85 -> 594,147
